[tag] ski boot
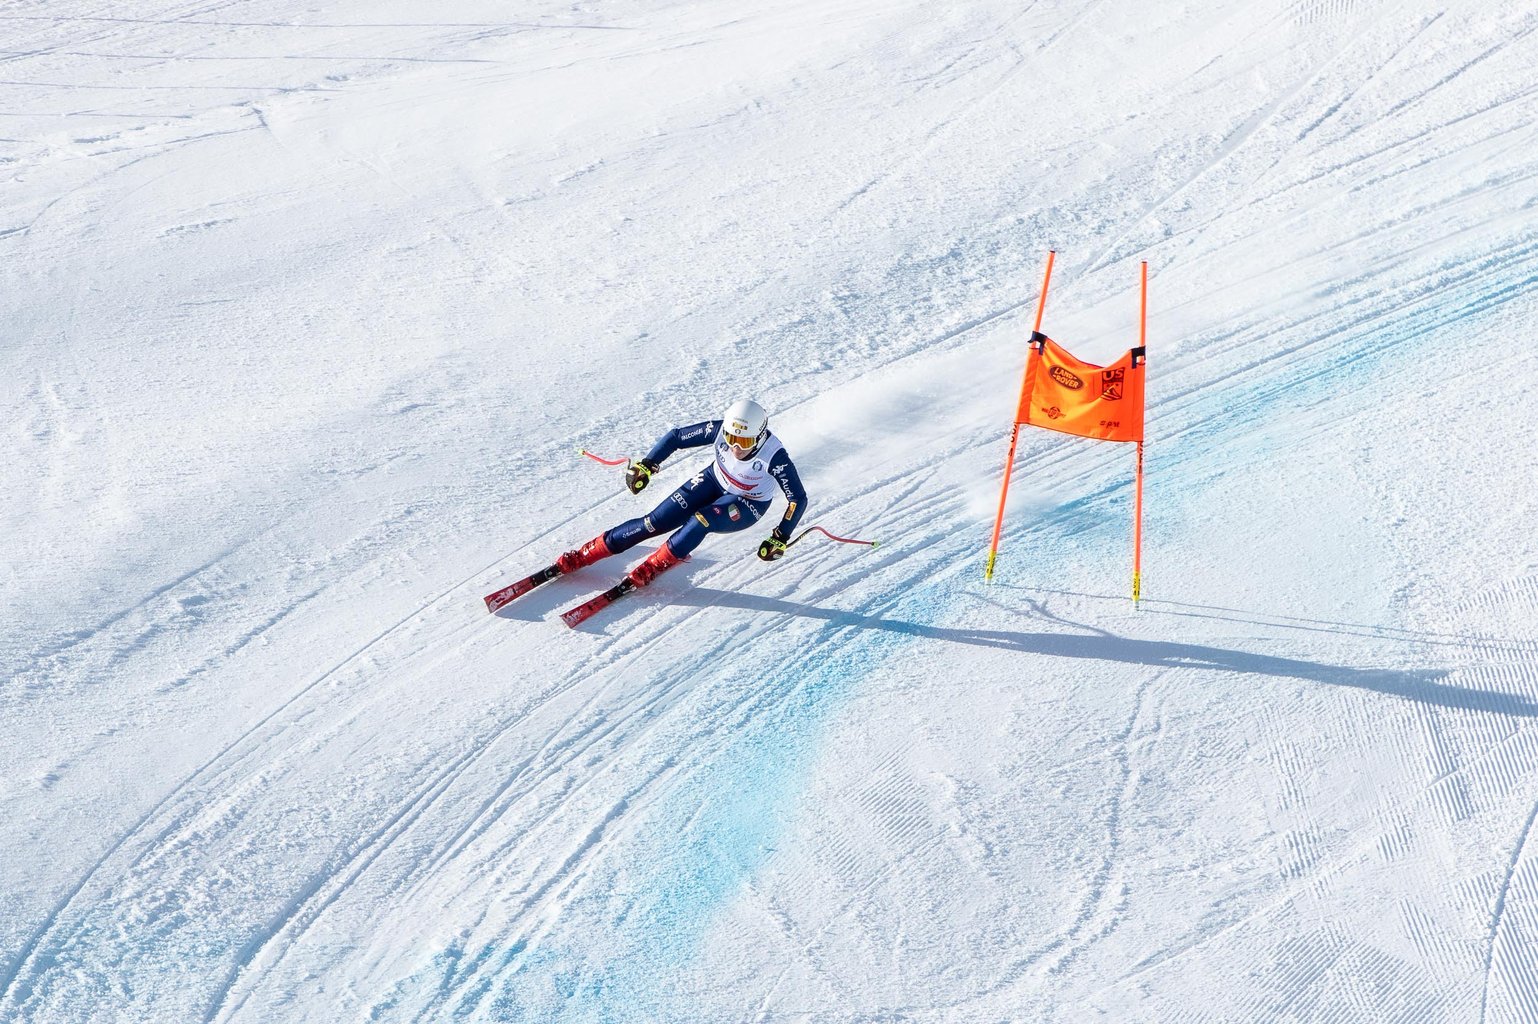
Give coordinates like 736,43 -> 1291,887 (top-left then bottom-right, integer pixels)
556,534 -> 613,575
627,544 -> 682,588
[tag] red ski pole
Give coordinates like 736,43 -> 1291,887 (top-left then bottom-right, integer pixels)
577,447 -> 630,467
787,525 -> 879,549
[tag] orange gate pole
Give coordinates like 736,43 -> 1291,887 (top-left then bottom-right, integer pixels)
1133,260 -> 1147,606
985,250 -> 1055,581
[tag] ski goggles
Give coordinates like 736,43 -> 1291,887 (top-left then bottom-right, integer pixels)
725,430 -> 760,454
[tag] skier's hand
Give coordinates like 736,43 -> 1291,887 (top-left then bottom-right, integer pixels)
625,459 -> 658,494
757,535 -> 787,562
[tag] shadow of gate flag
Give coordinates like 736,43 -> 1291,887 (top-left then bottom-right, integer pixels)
1018,332 -> 1145,442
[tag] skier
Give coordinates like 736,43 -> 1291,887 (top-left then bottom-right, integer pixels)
556,398 -> 807,589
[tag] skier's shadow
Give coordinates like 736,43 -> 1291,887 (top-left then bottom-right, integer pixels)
674,587 -> 1538,718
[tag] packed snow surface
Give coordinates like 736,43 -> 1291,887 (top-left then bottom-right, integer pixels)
4,0 -> 1538,1020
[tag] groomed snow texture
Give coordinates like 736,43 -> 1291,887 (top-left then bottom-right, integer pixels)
4,1 -> 1538,1021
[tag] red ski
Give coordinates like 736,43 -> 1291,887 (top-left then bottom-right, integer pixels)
483,565 -> 561,614
560,580 -> 636,628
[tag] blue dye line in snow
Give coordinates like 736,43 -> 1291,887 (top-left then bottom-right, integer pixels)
474,582 -> 951,1023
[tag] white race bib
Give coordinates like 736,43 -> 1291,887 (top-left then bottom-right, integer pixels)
712,431 -> 784,501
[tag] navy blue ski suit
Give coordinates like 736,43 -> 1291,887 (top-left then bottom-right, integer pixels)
602,420 -> 807,560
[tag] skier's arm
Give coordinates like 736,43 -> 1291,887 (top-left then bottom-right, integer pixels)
767,449 -> 808,540
643,420 -> 720,468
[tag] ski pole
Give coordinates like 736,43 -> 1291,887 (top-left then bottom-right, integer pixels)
577,447 -> 630,467
787,525 -> 880,550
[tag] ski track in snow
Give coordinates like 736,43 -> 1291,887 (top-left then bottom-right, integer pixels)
1474,577 -> 1538,1024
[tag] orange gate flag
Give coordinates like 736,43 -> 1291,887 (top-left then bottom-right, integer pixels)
986,256 -> 1150,604
1017,333 -> 1145,442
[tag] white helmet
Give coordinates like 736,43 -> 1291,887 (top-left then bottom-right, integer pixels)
721,398 -> 768,454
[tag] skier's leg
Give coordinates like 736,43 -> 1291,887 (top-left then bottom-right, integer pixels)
562,470 -> 721,572
602,469 -> 723,555
629,493 -> 772,587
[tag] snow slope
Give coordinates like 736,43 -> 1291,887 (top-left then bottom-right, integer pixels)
4,0 -> 1538,1020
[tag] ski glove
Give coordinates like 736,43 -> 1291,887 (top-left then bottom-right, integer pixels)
625,459 -> 659,494
757,534 -> 787,562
